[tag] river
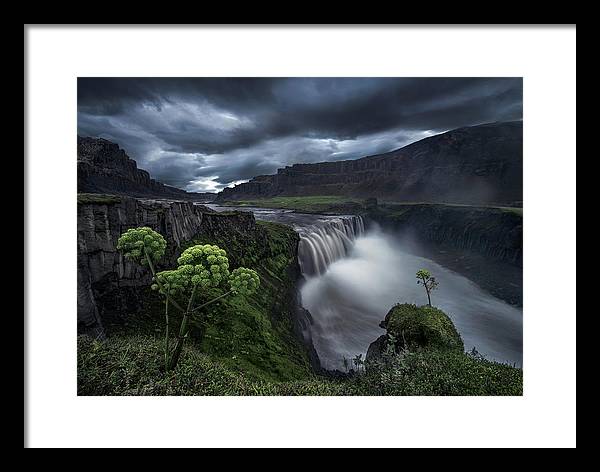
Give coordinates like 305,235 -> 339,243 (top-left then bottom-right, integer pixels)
207,205 -> 523,370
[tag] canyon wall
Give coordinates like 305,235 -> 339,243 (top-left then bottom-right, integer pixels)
217,121 -> 523,206
77,195 -> 255,337
77,136 -> 215,201
366,203 -> 523,305
369,204 -> 523,267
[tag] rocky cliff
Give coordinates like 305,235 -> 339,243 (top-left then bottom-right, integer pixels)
77,194 -> 319,380
367,203 -> 523,305
77,195 -> 255,336
217,121 -> 523,205
369,203 -> 523,266
77,194 -> 316,379
77,136 -> 215,201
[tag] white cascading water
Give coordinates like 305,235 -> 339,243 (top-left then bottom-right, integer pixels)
297,216 -> 365,277
207,205 -> 522,372
298,219 -> 523,371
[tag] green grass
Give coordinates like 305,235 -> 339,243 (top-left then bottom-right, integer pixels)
224,195 -> 523,217
499,207 -> 523,216
78,334 -> 523,396
192,220 -> 313,382
378,201 -> 523,216
356,349 -> 523,396
108,219 -> 313,383
80,198 -> 523,395
77,193 -> 122,205
224,195 -> 365,213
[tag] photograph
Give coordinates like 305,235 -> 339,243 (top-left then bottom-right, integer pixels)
25,25 -> 576,449
77,77 -> 524,396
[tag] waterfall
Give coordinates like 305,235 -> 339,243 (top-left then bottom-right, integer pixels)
297,215 -> 365,277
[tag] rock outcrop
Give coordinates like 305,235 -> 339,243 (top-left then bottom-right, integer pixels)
217,121 -> 523,205
77,195 -> 254,336
77,136 -> 215,201
365,304 -> 464,365
367,203 -> 523,267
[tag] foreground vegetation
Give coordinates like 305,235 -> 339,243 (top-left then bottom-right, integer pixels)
117,226 -> 260,371
78,205 -> 523,396
78,334 -> 523,396
80,303 -> 522,396
105,220 -> 313,383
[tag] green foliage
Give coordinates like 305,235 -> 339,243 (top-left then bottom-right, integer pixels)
354,349 -> 523,396
176,244 -> 230,289
77,193 -> 121,205
152,269 -> 190,297
116,227 -> 260,372
225,195 -> 364,213
180,220 -> 313,382
229,267 -> 260,296
117,227 -> 167,266
384,304 -> 464,353
416,269 -> 439,306
77,334 -> 522,396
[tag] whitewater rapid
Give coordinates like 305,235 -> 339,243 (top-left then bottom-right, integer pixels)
207,205 -> 523,371
299,224 -> 523,371
297,216 -> 365,277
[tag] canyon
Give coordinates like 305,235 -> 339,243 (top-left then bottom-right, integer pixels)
76,122 -> 523,382
217,121 -> 523,206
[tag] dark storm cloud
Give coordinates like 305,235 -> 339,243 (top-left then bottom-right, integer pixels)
77,77 -> 522,192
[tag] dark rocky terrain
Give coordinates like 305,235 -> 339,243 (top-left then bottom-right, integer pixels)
217,121 -> 523,205
77,195 -> 250,337
77,194 -> 317,378
78,136 -> 215,201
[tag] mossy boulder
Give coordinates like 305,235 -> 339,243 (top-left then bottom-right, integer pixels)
380,303 -> 464,353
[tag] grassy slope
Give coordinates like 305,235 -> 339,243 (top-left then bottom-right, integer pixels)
223,195 -> 364,213
185,220 -> 313,382
105,220 -> 313,383
78,334 -> 523,396
78,196 -> 523,395
77,193 -> 122,205
223,195 -> 522,215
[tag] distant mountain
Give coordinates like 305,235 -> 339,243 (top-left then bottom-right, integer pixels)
77,136 -> 215,201
217,121 -> 523,205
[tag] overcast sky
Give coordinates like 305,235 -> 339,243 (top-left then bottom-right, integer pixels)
78,77 -> 523,193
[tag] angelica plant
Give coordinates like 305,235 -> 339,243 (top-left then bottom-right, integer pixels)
416,269 -> 439,307
117,227 -> 260,371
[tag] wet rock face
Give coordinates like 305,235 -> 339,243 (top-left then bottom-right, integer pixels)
365,335 -> 388,364
217,121 -> 523,205
77,195 -> 255,336
77,136 -> 214,201
368,204 -> 523,268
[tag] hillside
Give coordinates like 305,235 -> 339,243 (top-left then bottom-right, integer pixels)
77,136 -> 215,201
217,121 -> 522,205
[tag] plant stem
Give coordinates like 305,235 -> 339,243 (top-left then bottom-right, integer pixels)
164,298 -> 170,371
419,275 -> 432,306
143,248 -> 185,313
168,285 -> 198,371
188,290 -> 233,315
168,288 -> 233,371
